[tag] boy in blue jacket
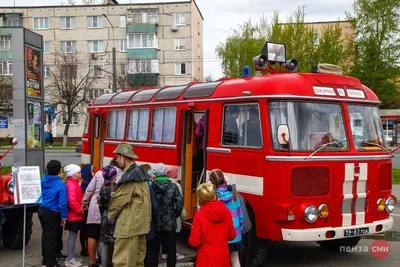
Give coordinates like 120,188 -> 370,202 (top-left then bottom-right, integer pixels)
39,160 -> 68,267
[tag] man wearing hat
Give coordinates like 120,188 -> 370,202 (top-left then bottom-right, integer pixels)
108,143 -> 151,267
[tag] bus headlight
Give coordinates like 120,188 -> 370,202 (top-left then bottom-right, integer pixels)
377,198 -> 385,212
385,197 -> 397,212
318,204 -> 329,218
7,180 -> 14,194
304,205 -> 318,223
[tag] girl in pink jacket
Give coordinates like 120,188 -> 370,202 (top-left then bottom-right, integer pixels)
64,164 -> 85,267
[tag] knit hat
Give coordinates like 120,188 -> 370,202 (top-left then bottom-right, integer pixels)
166,166 -> 178,179
151,163 -> 168,177
102,166 -> 117,182
64,164 -> 81,177
197,183 -> 216,206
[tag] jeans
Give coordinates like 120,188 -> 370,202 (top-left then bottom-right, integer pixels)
39,207 -> 61,267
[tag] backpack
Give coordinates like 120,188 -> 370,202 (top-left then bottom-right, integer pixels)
231,185 -> 252,235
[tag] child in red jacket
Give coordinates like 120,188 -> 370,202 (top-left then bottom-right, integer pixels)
189,183 -> 236,267
64,164 -> 85,267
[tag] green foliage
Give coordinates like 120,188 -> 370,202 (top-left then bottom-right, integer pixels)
347,0 -> 400,108
393,169 -> 400,184
1,166 -> 11,175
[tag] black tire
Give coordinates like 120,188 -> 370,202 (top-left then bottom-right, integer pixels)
2,214 -> 33,249
317,236 -> 361,252
240,201 -> 269,267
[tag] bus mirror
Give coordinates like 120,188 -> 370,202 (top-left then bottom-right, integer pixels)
277,125 -> 290,145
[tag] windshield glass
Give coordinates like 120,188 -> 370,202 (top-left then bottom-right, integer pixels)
269,101 -> 348,151
347,105 -> 386,151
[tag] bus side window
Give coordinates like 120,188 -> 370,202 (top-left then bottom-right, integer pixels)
222,104 -> 262,148
107,110 -> 126,140
128,108 -> 149,141
151,107 -> 176,143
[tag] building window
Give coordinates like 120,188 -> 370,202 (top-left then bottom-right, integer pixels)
88,89 -> 106,100
0,61 -> 12,75
174,38 -> 186,50
121,64 -> 128,76
119,15 -> 126,27
60,41 -> 77,53
120,40 -> 127,52
90,64 -> 104,77
33,17 -> 49,29
88,40 -> 104,53
175,63 -> 186,75
62,112 -> 79,125
128,109 -> 149,141
313,33 -> 320,45
151,107 -> 176,143
174,13 -> 186,25
0,14 -> 21,27
43,41 -> 51,54
87,16 -> 103,28
0,36 -> 11,51
107,110 -> 126,140
131,9 -> 157,24
129,59 -> 158,73
44,66 -> 51,77
222,103 -> 262,147
127,33 -> 155,48
60,16 -> 76,29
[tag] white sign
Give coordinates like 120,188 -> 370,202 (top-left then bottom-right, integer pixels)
337,88 -> 346,96
12,166 -> 42,204
347,89 -> 365,99
313,86 -> 336,96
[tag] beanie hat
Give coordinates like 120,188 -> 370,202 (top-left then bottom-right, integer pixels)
102,166 -> 117,183
166,166 -> 178,179
197,183 -> 216,206
151,163 -> 168,177
64,164 -> 81,177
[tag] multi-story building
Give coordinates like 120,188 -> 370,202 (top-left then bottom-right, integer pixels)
0,0 -> 204,138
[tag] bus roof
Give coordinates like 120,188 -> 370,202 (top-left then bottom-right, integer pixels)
90,73 -> 380,107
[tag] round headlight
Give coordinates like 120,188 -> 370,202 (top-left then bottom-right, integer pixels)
385,197 -> 397,213
7,180 -> 14,194
318,204 -> 329,218
304,205 -> 318,223
377,198 -> 385,212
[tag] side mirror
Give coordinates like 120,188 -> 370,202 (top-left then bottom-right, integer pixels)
277,125 -> 290,145
12,138 -> 18,145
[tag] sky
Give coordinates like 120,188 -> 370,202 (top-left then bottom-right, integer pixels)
2,0 -> 354,79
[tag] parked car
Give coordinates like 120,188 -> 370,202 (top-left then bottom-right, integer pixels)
75,141 -> 82,153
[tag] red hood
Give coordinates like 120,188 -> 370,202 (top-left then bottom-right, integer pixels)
200,200 -> 228,223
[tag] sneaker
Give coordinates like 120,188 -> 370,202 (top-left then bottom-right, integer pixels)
65,258 -> 83,267
74,258 -> 83,263
176,253 -> 185,260
96,257 -> 101,264
160,254 -> 167,260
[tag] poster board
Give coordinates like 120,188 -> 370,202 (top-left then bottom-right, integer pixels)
25,45 -> 42,97
12,166 -> 42,204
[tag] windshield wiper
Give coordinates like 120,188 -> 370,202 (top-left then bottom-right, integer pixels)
360,141 -> 394,157
305,141 -> 344,160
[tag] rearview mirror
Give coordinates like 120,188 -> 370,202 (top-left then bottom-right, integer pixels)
277,125 -> 290,145
12,138 -> 18,145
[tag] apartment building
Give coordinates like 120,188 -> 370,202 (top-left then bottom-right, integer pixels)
0,0 -> 204,138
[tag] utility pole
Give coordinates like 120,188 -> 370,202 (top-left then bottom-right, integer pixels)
103,13 -> 117,93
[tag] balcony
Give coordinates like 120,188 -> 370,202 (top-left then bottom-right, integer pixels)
127,73 -> 159,86
126,23 -> 156,34
0,51 -> 12,60
0,28 -> 12,36
127,48 -> 157,59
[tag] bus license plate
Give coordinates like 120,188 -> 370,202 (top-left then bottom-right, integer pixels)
344,227 -> 369,237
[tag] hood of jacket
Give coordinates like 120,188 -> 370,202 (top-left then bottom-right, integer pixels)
119,163 -> 147,184
42,174 -> 63,190
81,164 -> 93,182
201,200 -> 227,223
216,185 -> 233,203
151,177 -> 172,194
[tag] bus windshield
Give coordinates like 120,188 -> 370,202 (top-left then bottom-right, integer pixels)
270,101 -> 348,151
347,105 -> 386,151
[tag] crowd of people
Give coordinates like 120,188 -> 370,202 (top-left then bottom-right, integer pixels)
38,142 -> 250,267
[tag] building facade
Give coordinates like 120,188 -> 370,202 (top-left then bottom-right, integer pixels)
0,0 -> 204,138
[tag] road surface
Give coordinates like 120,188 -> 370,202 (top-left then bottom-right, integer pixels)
1,150 -> 81,167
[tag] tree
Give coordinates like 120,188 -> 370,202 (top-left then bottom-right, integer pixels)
347,0 -> 400,108
0,75 -> 12,116
205,74 -> 214,82
47,52 -> 95,147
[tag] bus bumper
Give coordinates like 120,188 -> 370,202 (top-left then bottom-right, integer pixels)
281,217 -> 393,241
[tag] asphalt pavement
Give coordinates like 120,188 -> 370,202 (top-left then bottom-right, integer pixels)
0,150 -> 81,167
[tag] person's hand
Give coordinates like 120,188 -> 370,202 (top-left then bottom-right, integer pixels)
60,220 -> 66,227
82,205 -> 88,212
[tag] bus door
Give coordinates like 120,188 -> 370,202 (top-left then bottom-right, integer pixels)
91,113 -> 106,168
181,110 -> 208,220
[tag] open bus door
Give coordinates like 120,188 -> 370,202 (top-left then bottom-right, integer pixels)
91,113 -> 106,168
181,110 -> 208,220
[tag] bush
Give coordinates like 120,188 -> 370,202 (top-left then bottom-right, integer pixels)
393,169 -> 400,185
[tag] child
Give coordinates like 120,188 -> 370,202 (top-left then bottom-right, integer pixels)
64,164 -> 85,267
80,164 -> 95,257
188,183 -> 236,267
160,166 -> 186,261
209,169 -> 244,267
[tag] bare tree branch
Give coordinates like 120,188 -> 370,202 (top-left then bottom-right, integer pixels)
0,75 -> 13,116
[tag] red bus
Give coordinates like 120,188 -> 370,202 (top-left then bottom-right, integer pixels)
81,42 -> 397,266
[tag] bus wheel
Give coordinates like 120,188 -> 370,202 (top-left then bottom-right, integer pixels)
317,236 -> 361,252
240,202 -> 269,267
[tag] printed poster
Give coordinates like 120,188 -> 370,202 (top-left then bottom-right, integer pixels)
26,45 -> 42,97
27,100 -> 42,148
12,166 -> 42,204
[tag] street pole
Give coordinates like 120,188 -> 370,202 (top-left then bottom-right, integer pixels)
103,13 -> 117,93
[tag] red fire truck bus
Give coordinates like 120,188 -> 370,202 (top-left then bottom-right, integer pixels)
81,42 -> 397,266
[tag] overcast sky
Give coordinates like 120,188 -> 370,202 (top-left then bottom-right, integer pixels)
3,0 -> 354,79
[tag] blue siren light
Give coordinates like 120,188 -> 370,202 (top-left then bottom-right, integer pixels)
242,65 -> 252,77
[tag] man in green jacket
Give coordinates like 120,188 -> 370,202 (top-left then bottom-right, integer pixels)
108,143 -> 151,267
